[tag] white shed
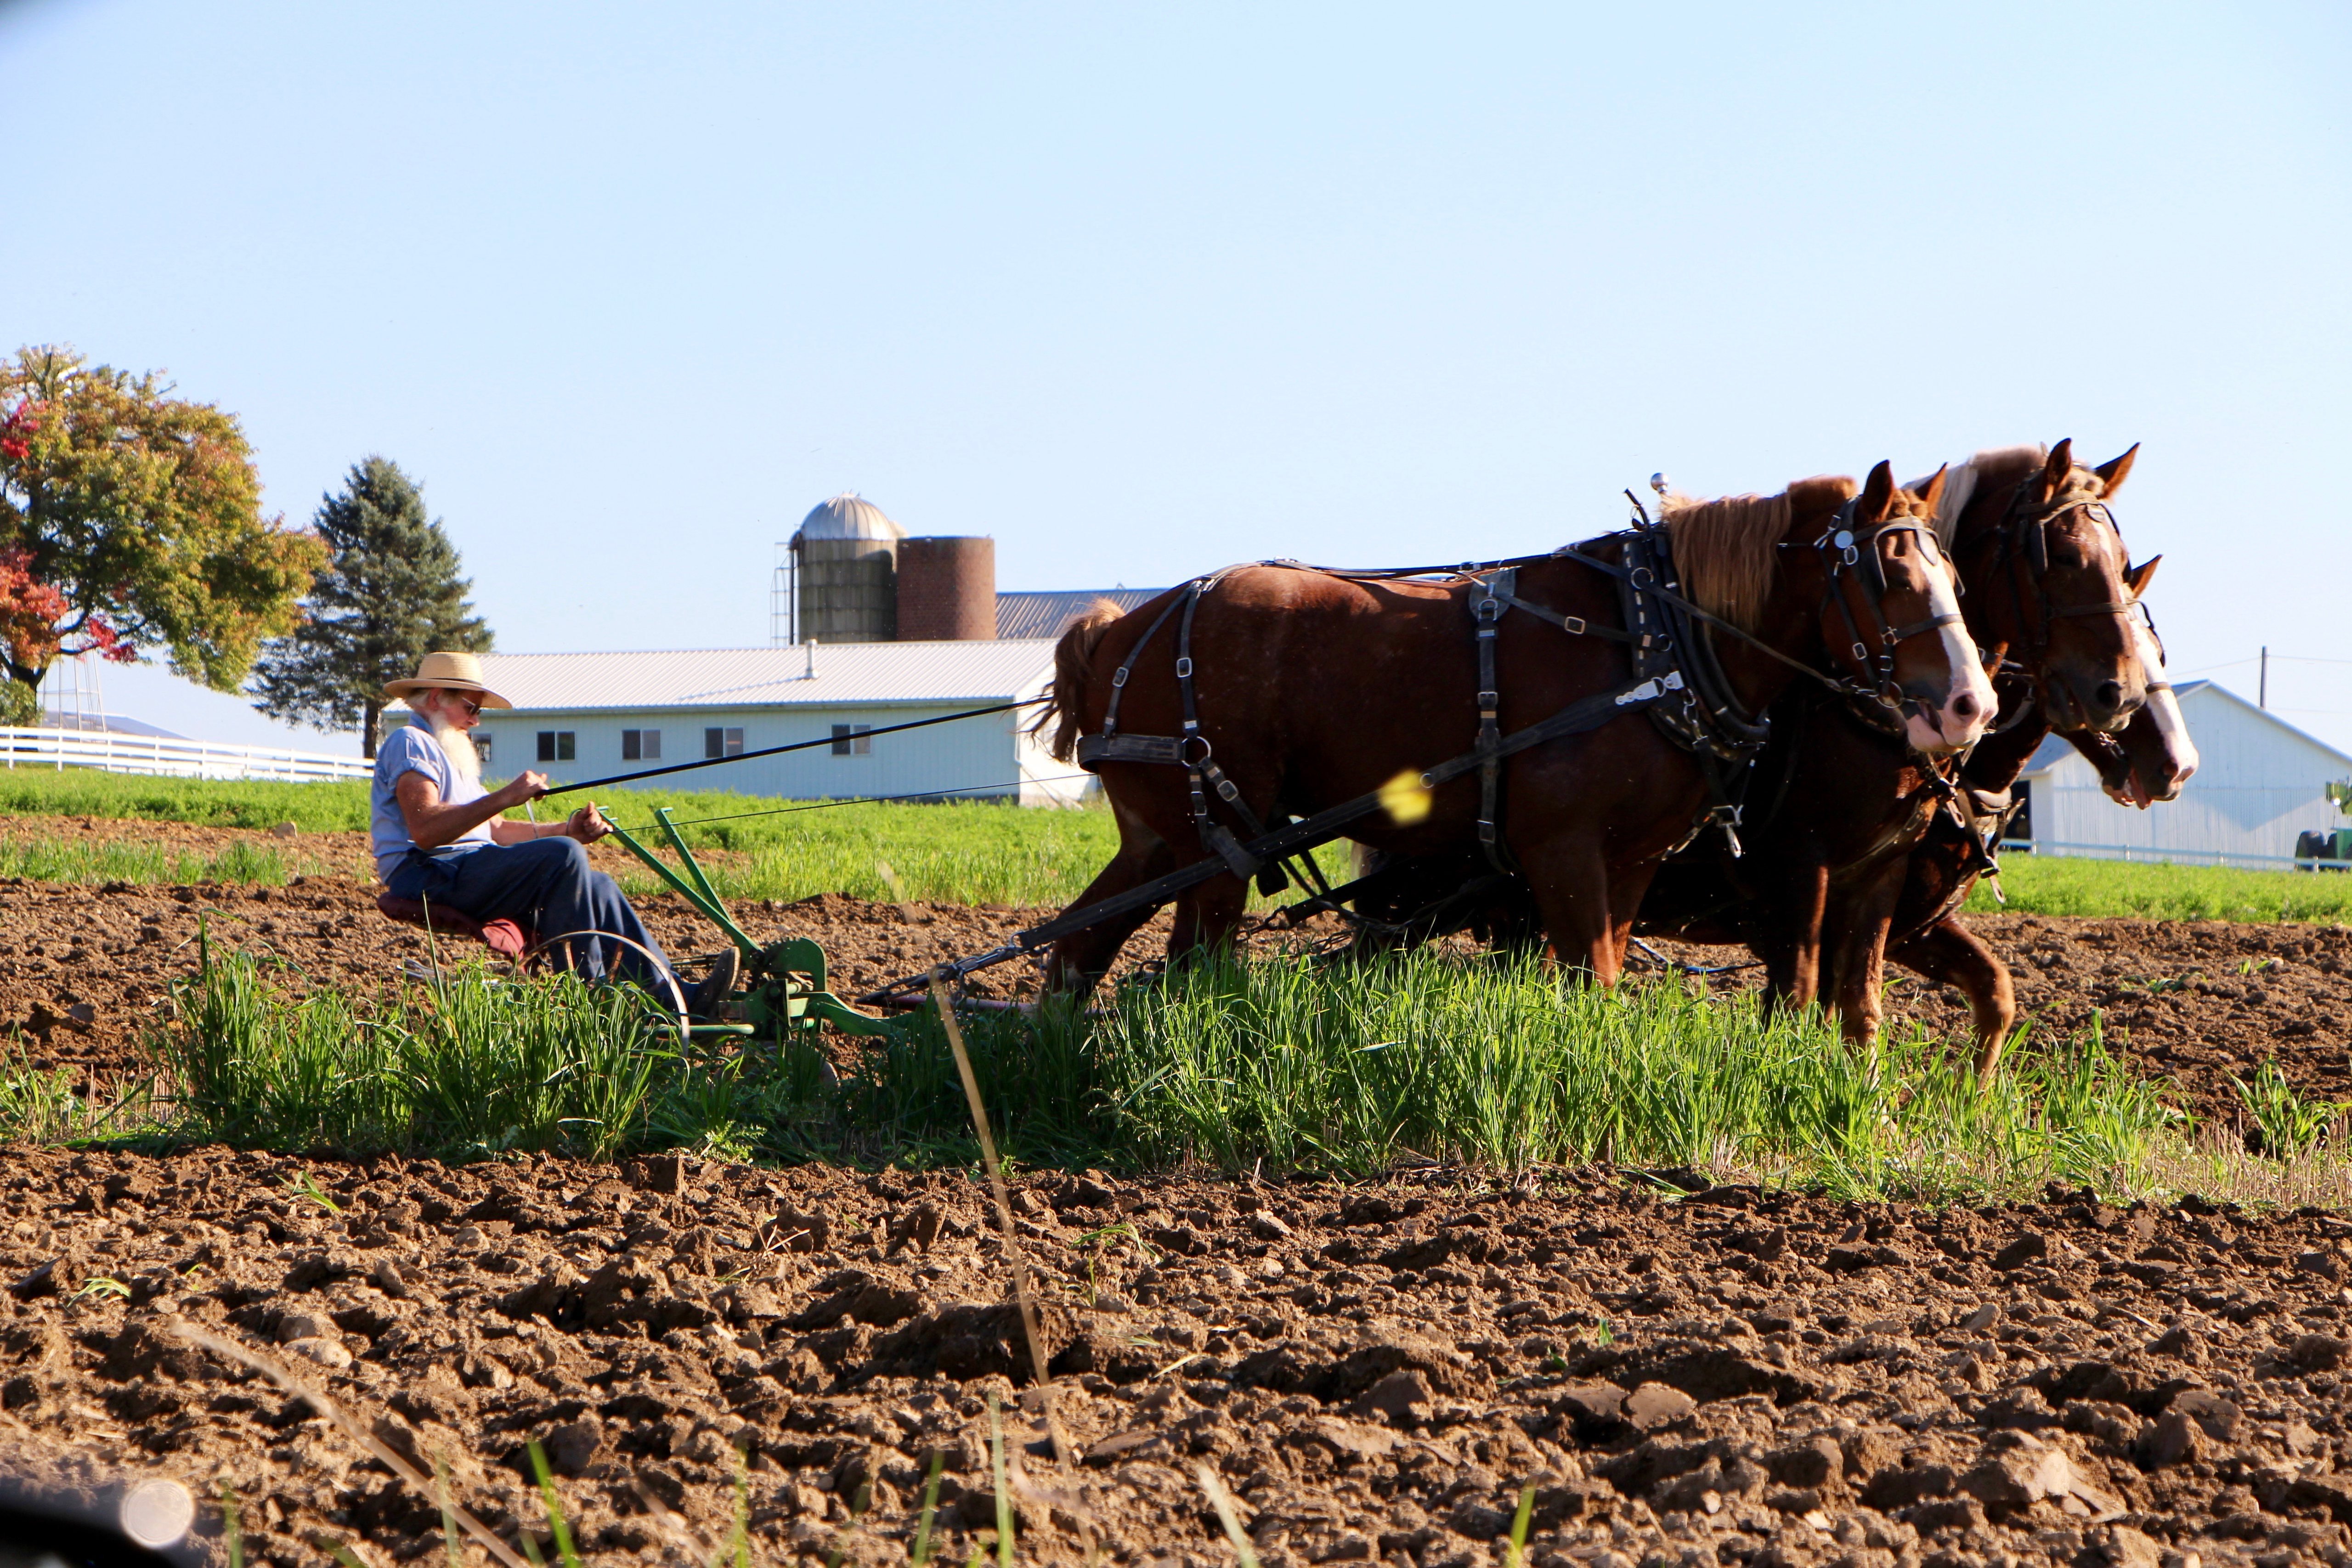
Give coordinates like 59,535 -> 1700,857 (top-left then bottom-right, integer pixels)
461,640 -> 1084,807
2016,680 -> 2352,867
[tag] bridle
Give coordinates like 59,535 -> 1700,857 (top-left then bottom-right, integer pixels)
1972,476 -> 2138,712
1800,494 -> 1968,740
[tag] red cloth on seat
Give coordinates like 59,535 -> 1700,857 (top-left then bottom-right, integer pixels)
375,891 -> 535,961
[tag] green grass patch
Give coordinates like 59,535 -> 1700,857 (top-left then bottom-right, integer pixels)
0,768 -> 373,831
0,832 -> 334,887
46,942 -> 2347,1208
1967,853 -> 2352,924
593,787 -> 1124,907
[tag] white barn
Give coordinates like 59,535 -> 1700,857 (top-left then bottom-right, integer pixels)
2016,681 -> 2352,867
463,641 -> 1085,807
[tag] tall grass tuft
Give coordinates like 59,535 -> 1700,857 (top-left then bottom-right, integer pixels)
1076,951 -> 2197,1201
158,951 -> 678,1160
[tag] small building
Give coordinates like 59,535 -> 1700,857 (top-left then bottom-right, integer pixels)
466,640 -> 1085,807
2015,681 -> 2352,867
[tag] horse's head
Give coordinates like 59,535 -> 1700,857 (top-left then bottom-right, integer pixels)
1790,461 -> 1996,755
1945,440 -> 2154,735
2076,608 -> 2198,806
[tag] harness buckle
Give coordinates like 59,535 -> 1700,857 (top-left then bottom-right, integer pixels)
1174,657 -> 1193,679
1111,668 -> 1129,689
1562,615 -> 1586,635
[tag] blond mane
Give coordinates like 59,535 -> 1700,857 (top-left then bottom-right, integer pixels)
1659,490 -> 1792,632
1916,444 -> 2046,546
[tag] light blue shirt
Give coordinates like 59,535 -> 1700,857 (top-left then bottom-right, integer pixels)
372,722 -> 494,881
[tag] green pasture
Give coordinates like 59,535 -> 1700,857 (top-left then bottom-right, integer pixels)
18,943 -> 2349,1210
1962,851 -> 2352,924
4,767 -> 2352,922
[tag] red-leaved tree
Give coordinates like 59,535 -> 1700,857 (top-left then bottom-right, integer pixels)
0,348 -> 322,724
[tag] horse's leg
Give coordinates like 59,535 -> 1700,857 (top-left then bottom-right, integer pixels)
1515,832 -> 1619,984
1605,861 -> 1662,978
1043,805 -> 1179,999
1825,860 -> 1906,1047
1167,873 -> 1251,972
1759,860 -> 1825,1020
1889,917 -> 2016,1082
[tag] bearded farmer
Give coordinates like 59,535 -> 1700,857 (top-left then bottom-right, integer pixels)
371,651 -> 728,1011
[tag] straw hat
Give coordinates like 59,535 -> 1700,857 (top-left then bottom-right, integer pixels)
381,651 -> 512,709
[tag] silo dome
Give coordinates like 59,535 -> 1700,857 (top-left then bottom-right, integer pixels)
789,493 -> 903,643
793,493 -> 905,545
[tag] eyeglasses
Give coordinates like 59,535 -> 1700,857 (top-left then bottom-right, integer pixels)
441,691 -> 483,718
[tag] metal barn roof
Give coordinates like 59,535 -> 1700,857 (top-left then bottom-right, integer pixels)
475,641 -> 1055,713
995,588 -> 1163,640
2023,680 -> 2352,776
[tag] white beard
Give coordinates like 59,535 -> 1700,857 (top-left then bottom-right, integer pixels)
429,718 -> 483,788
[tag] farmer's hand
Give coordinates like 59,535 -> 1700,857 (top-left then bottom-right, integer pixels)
566,802 -> 612,844
492,770 -> 551,809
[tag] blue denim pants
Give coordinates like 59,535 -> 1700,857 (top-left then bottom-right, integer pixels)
385,838 -> 677,994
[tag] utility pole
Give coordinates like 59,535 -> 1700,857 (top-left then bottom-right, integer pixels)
2261,646 -> 2269,709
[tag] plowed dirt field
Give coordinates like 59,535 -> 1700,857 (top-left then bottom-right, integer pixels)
8,818 -> 2352,1563
9,1150 -> 2352,1567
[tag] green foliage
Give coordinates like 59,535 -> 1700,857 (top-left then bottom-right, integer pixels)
1965,853 -> 2352,923
0,345 -> 323,700
251,457 -> 491,755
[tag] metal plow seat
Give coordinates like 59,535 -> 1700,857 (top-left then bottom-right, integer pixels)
374,890 -> 536,961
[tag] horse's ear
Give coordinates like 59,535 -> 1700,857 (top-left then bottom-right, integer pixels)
2095,442 -> 2140,496
2041,439 -> 2074,493
2126,555 -> 2161,599
1859,460 -> 1897,519
1913,464 -> 1950,518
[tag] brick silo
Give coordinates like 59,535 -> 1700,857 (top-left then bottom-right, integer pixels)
895,536 -> 998,641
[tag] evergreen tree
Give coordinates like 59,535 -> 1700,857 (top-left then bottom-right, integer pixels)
251,458 -> 491,756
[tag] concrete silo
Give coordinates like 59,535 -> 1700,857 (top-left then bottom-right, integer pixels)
788,494 -> 903,644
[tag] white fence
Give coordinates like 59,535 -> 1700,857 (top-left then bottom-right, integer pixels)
0,727 -> 371,783
2002,838 -> 2352,873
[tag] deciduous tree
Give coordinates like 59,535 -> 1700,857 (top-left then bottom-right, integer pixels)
0,345 -> 323,725
251,457 -> 492,755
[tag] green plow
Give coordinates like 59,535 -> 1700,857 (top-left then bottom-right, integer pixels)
604,806 -> 902,1041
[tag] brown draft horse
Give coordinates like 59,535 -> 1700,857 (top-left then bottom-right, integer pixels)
1634,442 -> 2159,1058
1037,461 -> 1994,997
1888,606 -> 2198,1073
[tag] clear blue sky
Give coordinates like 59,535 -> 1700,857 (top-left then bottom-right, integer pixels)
4,1 -> 2347,752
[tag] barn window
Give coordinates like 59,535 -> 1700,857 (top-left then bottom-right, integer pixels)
536,731 -> 575,763
831,724 -> 871,756
704,727 -> 744,759
474,734 -> 492,765
622,729 -> 662,761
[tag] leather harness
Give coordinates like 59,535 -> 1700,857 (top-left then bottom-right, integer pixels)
1076,497 -> 1962,888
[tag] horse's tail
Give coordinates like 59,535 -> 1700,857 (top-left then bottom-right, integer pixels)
1034,599 -> 1131,763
